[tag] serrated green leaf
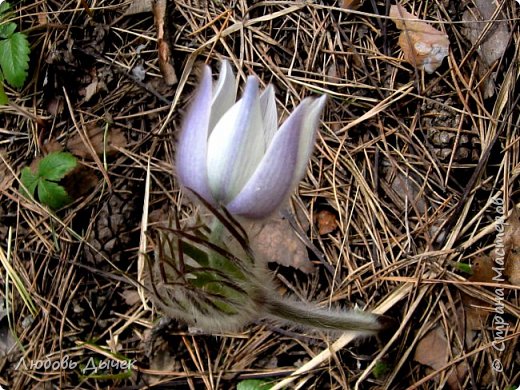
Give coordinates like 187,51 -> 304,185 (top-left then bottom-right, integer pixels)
37,179 -> 71,209
19,167 -> 39,198
237,379 -> 273,390
0,2 -> 10,15
0,31 -> 30,88
0,22 -> 16,39
37,152 -> 77,181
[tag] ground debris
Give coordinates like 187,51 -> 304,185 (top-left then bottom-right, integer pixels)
67,125 -> 127,159
461,0 -> 510,98
414,325 -> 468,389
390,4 -> 449,73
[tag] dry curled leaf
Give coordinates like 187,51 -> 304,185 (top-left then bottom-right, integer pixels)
67,126 -> 127,159
315,210 -> 338,235
390,4 -> 449,73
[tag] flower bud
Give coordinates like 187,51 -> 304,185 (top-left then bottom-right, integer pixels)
177,61 -> 326,219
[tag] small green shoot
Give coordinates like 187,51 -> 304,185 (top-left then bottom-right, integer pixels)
20,152 -> 77,209
449,260 -> 473,275
372,361 -> 390,379
0,2 -> 30,104
237,379 -> 274,390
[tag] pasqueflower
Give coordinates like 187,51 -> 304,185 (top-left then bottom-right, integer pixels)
176,60 -> 326,219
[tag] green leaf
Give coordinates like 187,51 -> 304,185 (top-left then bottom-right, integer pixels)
0,31 -> 30,88
372,361 -> 390,379
20,167 -> 39,198
19,151 -> 76,209
0,2 -> 10,16
37,152 -> 77,181
37,179 -> 71,209
0,78 -> 7,105
181,241 -> 210,267
237,379 -> 273,390
453,262 -> 472,274
0,22 -> 16,39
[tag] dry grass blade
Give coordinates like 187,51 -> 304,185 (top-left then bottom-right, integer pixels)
0,229 -> 37,316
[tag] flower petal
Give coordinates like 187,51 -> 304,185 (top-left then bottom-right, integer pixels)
259,85 -> 277,151
292,95 -> 327,185
176,65 -> 214,203
226,99 -> 317,219
210,60 -> 237,131
206,76 -> 265,203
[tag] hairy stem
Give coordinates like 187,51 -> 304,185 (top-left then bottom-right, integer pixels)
263,292 -> 383,334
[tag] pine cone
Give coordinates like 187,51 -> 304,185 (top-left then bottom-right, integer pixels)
84,192 -> 138,263
422,99 -> 481,162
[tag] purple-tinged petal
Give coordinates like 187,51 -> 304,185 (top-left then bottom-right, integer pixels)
206,76 -> 265,203
259,85 -> 277,152
209,60 -> 237,131
226,100 -> 312,219
292,95 -> 327,185
176,65 -> 215,203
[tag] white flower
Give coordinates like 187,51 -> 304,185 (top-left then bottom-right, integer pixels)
176,61 -> 326,218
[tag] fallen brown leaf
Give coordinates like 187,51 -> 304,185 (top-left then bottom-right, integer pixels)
246,214 -> 315,273
67,126 -> 127,159
143,326 -> 181,386
341,0 -> 362,10
463,255 -> 493,335
505,249 -> 520,286
390,4 -> 449,74
383,167 -> 428,214
83,79 -> 98,102
414,326 -> 468,389
414,326 -> 447,368
504,208 -> 520,285
469,254 -> 495,283
121,289 -> 142,306
462,0 -> 510,66
61,166 -> 99,199
41,139 -> 63,155
461,1 -> 510,98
